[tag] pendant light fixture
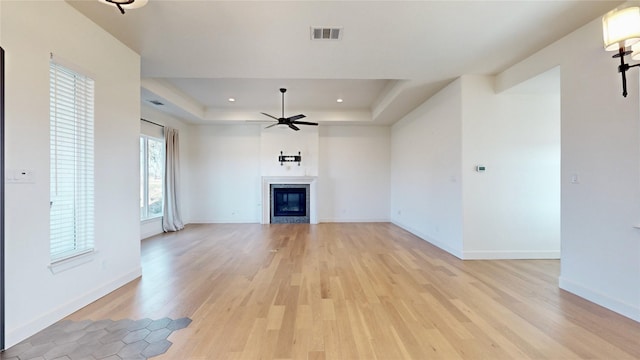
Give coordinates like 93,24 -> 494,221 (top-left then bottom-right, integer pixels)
99,0 -> 148,15
602,7 -> 640,97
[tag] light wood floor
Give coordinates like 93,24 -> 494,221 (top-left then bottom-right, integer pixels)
67,223 -> 640,359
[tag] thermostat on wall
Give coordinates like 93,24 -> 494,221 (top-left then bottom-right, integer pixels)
476,165 -> 486,172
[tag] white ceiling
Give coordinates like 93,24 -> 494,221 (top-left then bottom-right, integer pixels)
67,0 -> 622,125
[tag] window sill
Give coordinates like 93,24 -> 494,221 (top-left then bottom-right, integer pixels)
49,250 -> 97,274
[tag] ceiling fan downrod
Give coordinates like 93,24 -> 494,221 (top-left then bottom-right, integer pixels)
260,88 -> 317,131
280,88 -> 286,119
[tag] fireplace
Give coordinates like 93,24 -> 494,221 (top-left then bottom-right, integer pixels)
273,188 -> 306,216
261,176 -> 317,224
270,184 -> 310,223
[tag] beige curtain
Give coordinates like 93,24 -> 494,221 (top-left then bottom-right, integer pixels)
162,127 -> 184,232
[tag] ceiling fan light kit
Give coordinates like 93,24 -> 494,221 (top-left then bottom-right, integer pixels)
99,0 -> 148,15
261,88 -> 318,131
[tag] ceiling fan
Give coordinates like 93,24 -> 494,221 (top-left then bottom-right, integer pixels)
261,88 -> 318,131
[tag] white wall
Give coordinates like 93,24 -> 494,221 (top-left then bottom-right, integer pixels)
318,126 -> 390,222
261,126 -> 319,177
183,123 -> 392,224
390,73 -> 560,261
140,105 -> 192,239
187,124 -> 262,223
496,9 -> 640,321
2,1 -> 141,346
390,79 -> 464,257
0,0 -> 3,348
461,75 -> 560,259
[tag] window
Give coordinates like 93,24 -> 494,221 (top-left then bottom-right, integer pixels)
49,60 -> 94,262
140,135 -> 164,220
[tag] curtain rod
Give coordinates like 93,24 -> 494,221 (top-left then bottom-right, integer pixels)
141,118 -> 164,128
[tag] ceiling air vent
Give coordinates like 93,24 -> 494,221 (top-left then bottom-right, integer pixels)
148,100 -> 164,106
311,27 -> 342,40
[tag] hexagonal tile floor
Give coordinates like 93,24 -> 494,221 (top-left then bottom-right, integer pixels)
1,316 -> 192,359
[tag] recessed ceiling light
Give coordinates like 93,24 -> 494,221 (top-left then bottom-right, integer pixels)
336,98 -> 344,103
228,98 -> 236,102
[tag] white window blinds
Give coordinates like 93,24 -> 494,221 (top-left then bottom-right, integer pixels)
49,60 -> 95,262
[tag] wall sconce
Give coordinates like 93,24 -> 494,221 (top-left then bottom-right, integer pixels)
602,7 -> 640,97
279,151 -> 302,166
99,0 -> 148,15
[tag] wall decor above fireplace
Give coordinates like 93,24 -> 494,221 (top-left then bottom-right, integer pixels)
279,151 -> 301,166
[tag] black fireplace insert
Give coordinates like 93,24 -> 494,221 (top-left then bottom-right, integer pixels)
273,188 -> 307,217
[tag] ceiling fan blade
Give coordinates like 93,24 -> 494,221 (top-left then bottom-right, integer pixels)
265,123 -> 280,129
261,112 -> 279,121
292,120 -> 318,126
288,123 -> 300,131
286,114 -> 306,121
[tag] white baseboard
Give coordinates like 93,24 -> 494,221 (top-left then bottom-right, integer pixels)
319,218 -> 390,223
462,250 -> 560,260
188,218 -> 392,224
141,223 -> 163,240
388,222 -> 560,260
390,220 -> 464,259
5,267 -> 142,348
559,276 -> 640,323
187,218 -> 260,224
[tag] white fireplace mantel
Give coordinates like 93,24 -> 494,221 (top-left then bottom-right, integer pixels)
261,176 -> 317,224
